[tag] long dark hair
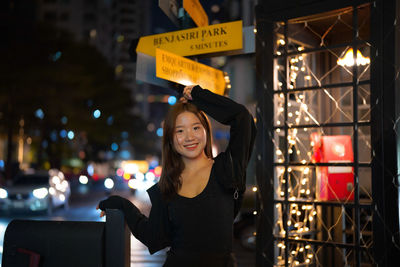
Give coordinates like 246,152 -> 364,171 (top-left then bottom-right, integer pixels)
159,102 -> 213,199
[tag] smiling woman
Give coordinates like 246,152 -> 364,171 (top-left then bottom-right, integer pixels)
98,85 -> 257,267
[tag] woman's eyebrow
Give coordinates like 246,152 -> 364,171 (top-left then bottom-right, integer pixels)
175,122 -> 201,128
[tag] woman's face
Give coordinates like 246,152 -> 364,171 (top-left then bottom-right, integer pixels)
173,111 -> 207,161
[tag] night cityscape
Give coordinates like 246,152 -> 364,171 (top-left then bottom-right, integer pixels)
0,0 -> 399,266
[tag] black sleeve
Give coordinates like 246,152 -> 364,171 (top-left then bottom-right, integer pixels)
190,85 -> 257,191
98,186 -> 170,254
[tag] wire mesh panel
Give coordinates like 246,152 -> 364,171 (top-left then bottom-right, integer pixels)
272,4 -> 373,267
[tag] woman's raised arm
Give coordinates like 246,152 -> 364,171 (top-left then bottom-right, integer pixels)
187,85 -> 257,191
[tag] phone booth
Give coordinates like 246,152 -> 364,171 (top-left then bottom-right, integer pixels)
311,133 -> 354,201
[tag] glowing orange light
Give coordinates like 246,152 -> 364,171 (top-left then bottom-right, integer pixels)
337,48 -> 370,67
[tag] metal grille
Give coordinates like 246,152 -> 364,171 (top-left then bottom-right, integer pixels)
255,1 -> 400,266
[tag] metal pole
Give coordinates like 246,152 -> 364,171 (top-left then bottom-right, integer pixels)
105,209 -> 131,267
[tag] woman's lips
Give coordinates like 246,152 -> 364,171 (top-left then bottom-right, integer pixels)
184,143 -> 198,150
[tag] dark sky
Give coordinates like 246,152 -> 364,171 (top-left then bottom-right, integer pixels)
150,0 -> 225,34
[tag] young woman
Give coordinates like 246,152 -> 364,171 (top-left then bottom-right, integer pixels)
97,85 -> 256,266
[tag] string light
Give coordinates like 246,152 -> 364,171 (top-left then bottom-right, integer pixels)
273,47 -> 318,266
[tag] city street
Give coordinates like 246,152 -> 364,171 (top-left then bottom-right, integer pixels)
0,181 -> 255,267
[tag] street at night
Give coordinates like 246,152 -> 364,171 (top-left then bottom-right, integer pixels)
1,0 -> 400,266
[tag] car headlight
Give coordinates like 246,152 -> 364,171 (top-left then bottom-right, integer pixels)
33,187 -> 49,199
104,178 -> 114,189
0,188 -> 7,199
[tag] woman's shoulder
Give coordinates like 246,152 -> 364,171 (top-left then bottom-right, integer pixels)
147,183 -> 165,205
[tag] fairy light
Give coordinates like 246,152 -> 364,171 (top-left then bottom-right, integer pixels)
274,47 -> 319,266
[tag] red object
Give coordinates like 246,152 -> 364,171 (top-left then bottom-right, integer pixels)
17,248 -> 41,267
311,133 -> 354,201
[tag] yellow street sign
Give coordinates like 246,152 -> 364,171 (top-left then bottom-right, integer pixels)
183,0 -> 208,27
136,20 -> 243,58
156,48 -> 226,95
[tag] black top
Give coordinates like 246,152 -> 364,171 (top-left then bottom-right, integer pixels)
168,164 -> 233,253
99,86 -> 257,266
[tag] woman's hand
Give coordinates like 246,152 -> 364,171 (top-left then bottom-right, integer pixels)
180,85 -> 197,103
96,195 -> 125,218
96,204 -> 106,218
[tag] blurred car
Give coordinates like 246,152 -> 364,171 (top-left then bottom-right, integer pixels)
0,169 -> 70,215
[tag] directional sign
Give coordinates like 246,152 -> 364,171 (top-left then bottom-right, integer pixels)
156,48 -> 226,95
136,20 -> 243,58
183,0 -> 208,27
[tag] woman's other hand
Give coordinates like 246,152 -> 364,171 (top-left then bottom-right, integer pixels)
183,85 -> 197,101
96,204 -> 106,218
96,195 -> 125,218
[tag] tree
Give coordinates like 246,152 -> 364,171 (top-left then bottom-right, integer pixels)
0,14 -> 149,179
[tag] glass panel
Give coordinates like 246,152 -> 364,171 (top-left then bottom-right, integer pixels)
274,58 -> 286,91
359,167 -> 372,202
336,44 -> 371,82
273,47 -> 371,91
286,126 -> 353,164
357,4 -> 371,41
274,93 -> 285,127
358,126 -> 371,164
358,84 -> 370,122
287,11 -> 354,51
273,22 -> 284,55
274,165 -> 316,200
